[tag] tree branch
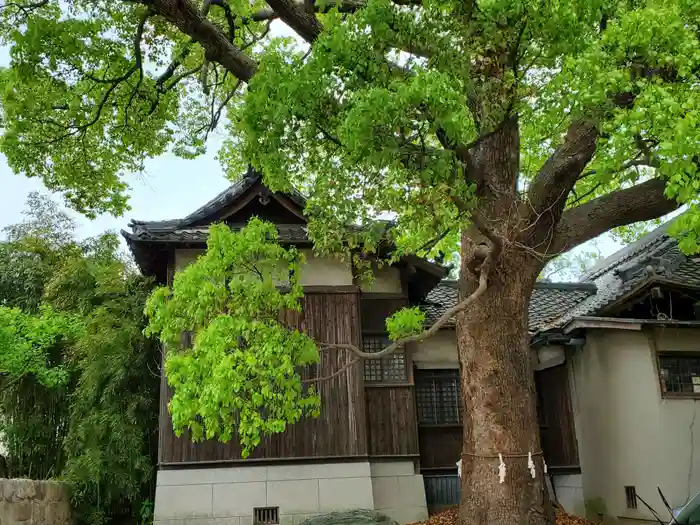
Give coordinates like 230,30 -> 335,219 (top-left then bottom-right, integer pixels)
0,0 -> 48,15
204,0 -> 237,40
156,42 -> 194,89
471,212 -> 503,260
149,0 -> 257,81
302,357 -> 360,384
549,177 -> 680,254
249,0 -> 418,21
125,9 -> 153,124
0,0 -> 47,6
311,242 -> 497,376
264,0 -> 323,43
527,119 -> 598,217
27,64 -> 139,147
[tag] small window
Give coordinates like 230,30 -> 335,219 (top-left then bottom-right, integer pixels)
625,486 -> 637,509
254,507 -> 279,525
363,336 -> 408,383
415,369 -> 462,425
659,354 -> 700,395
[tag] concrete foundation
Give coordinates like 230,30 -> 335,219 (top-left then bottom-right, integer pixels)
154,460 -> 428,525
553,474 -> 585,517
370,461 -> 428,524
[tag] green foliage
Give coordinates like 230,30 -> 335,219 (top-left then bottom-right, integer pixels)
2,0 -> 700,255
223,0 -> 700,257
385,307 -> 426,341
145,220 -> 321,457
0,193 -> 158,524
0,0 -> 270,217
57,271 -> 158,525
0,306 -> 77,387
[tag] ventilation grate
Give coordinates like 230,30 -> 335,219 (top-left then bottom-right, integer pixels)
625,486 -> 637,509
254,507 -> 280,525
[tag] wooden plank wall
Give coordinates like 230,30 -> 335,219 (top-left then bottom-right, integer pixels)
159,291 -> 368,464
417,427 -> 462,469
414,364 -> 579,471
365,386 -> 419,456
536,364 -> 579,468
362,294 -> 420,458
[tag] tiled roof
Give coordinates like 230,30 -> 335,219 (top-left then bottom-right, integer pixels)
123,224 -> 311,244
536,224 -> 700,332
422,223 -> 700,335
121,170 -> 447,292
128,168 -> 306,232
420,281 -> 597,333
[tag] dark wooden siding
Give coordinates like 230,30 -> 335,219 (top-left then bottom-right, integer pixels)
413,364 -> 579,471
365,386 -> 420,456
159,291 -> 367,464
414,369 -> 462,471
361,294 -> 420,457
536,364 -> 579,468
360,295 -> 409,333
417,426 -> 462,470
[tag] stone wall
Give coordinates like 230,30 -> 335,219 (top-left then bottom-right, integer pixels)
0,479 -> 72,525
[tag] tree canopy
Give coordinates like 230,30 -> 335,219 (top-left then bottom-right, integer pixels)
0,0 -> 694,256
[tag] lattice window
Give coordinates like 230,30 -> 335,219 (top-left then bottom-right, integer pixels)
659,353 -> 700,394
415,369 -> 462,425
362,336 -> 408,383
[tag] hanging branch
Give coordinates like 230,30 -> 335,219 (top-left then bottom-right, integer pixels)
304,227 -> 501,383
124,9 -> 154,124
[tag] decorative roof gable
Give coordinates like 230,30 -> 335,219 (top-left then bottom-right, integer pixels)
121,169 -> 447,298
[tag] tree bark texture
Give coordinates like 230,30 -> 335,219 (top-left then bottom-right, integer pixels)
456,245 -> 549,525
456,122 -> 552,525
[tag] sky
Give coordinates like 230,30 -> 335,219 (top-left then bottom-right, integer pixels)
1,133 -> 232,240
0,21 -> 294,243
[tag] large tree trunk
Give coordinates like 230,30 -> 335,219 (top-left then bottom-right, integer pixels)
456,237 -> 552,525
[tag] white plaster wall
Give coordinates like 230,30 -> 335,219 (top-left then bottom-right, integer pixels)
174,249 -> 202,271
534,344 -> 566,371
298,249 -> 353,287
173,248 -> 353,287
413,330 -> 459,369
370,461 -> 428,524
569,328 -> 700,523
360,265 -> 403,294
154,462 -> 374,525
414,332 -> 563,372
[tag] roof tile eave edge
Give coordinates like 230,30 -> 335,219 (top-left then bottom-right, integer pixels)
581,222 -> 673,281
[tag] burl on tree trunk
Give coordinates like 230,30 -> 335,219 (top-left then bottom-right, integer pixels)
456,234 -> 552,525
